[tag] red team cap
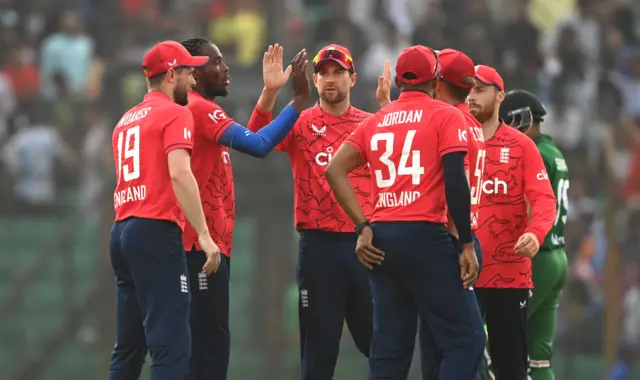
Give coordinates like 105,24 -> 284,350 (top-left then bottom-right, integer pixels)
395,45 -> 440,85
474,64 -> 504,92
437,49 -> 475,88
142,40 -> 210,78
313,44 -> 355,72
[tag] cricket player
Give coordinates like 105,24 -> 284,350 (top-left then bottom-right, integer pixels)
468,65 -> 557,380
248,44 -> 373,379
109,40 -> 220,380
180,37 -> 310,380
500,89 -> 569,380
326,45 -> 485,380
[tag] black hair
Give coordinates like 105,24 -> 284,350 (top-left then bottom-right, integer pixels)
181,37 -> 211,57
443,81 -> 472,103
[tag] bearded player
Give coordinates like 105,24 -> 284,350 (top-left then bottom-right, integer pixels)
468,65 -> 556,380
500,90 -> 569,380
248,44 -> 373,379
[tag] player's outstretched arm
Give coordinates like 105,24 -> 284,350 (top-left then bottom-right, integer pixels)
218,49 -> 310,158
247,44 -> 293,131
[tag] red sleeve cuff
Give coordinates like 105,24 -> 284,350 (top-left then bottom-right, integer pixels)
440,145 -> 468,156
254,105 -> 272,117
165,143 -> 192,154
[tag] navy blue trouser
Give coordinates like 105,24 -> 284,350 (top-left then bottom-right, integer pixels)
297,230 -> 373,380
419,232 -> 483,380
369,222 -> 485,380
185,249 -> 230,380
109,218 -> 191,380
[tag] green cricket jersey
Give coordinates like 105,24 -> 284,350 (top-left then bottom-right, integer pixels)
534,134 -> 569,250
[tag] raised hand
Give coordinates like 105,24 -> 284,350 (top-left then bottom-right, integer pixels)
263,44 -> 292,92
376,59 -> 392,108
290,49 -> 310,111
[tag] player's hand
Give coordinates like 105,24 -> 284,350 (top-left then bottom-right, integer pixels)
459,243 -> 479,289
290,49 -> 310,111
355,226 -> 385,270
263,44 -> 292,92
198,232 -> 222,274
514,232 -> 540,258
376,59 -> 392,108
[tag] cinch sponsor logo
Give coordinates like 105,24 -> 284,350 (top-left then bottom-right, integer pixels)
482,178 -> 508,194
315,147 -> 334,166
537,170 -> 549,180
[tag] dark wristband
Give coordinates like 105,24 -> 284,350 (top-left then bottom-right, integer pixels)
355,221 -> 371,235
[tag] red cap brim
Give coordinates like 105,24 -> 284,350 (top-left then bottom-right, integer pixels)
475,74 -> 503,91
186,56 -> 210,68
314,58 -> 352,71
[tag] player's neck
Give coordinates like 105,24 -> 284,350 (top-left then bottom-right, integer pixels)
482,116 -> 501,139
150,86 -> 175,102
319,99 -> 351,118
194,87 -> 214,101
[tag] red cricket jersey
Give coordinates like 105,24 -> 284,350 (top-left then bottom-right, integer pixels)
249,104 -> 373,232
181,92 -> 272,256
112,92 -> 194,228
455,103 -> 486,231
475,123 -> 557,289
346,91 -> 468,223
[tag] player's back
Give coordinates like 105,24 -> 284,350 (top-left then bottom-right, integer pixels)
348,91 -> 467,223
112,92 -> 193,226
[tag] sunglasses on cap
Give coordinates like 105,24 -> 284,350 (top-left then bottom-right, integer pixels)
312,47 -> 354,70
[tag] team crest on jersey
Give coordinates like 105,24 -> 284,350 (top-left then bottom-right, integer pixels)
311,124 -> 326,136
499,147 -> 510,163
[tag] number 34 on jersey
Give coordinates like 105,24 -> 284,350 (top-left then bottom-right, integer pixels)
370,130 -> 425,208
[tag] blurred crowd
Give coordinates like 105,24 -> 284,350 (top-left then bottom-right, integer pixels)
0,0 -> 638,376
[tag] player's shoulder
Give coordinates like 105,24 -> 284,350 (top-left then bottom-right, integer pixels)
349,107 -> 373,121
298,107 -> 315,121
429,101 -> 465,123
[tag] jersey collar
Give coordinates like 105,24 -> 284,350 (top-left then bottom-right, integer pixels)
398,91 -> 431,101
313,102 -> 354,121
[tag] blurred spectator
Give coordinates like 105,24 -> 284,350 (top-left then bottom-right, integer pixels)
2,42 -> 38,103
79,105 -> 110,221
39,9 -> 94,99
361,20 -> 408,82
0,101 -> 74,215
499,0 -> 543,91
0,69 -> 15,141
209,0 -> 266,69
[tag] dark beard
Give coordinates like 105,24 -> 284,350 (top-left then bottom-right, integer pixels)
320,91 -> 347,105
174,87 -> 189,106
472,108 -> 494,124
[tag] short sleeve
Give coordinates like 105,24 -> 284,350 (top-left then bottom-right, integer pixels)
344,118 -> 369,163
188,100 -> 235,142
164,107 -> 194,154
436,109 -> 468,156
